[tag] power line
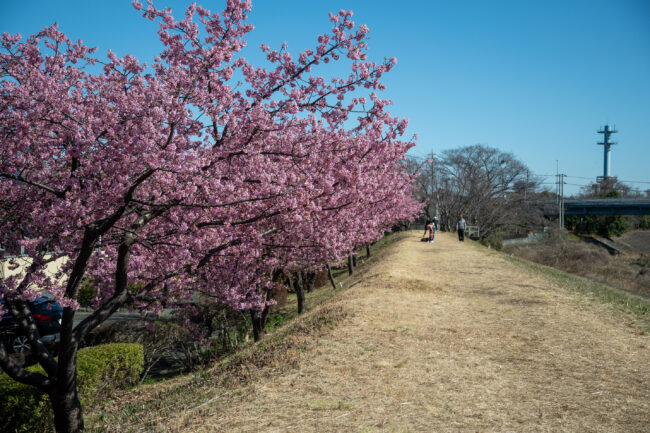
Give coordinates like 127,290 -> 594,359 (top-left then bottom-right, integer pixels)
405,160 -> 650,185
563,176 -> 650,185
607,178 -> 650,185
565,175 -> 598,180
522,172 -> 649,185
540,174 -> 650,185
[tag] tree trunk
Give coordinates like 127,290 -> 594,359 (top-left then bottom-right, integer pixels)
286,272 -> 296,292
250,303 -> 270,342
326,264 -> 337,290
347,255 -> 354,275
296,272 -> 305,314
51,387 -> 84,433
306,272 -> 316,293
366,243 -> 371,258
352,254 -> 357,267
52,322 -> 84,433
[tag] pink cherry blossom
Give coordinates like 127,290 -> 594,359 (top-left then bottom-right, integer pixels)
0,2 -> 421,430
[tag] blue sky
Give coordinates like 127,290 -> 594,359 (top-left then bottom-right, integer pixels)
2,0 -> 649,195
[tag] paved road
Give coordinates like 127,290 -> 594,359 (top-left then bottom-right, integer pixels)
72,309 -> 144,327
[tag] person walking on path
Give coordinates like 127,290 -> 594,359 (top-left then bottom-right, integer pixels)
428,221 -> 436,243
433,216 -> 439,231
423,221 -> 436,243
456,215 -> 466,241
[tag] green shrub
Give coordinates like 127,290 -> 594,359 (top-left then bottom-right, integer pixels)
570,215 -> 600,234
0,376 -> 51,433
77,278 -> 98,307
601,215 -> 628,237
565,215 -> 579,231
0,343 -> 143,433
86,313 -> 248,377
568,215 -> 630,237
76,343 -> 143,405
600,189 -> 622,198
638,215 -> 650,230
479,232 -> 504,251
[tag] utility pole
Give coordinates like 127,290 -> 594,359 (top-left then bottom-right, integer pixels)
597,124 -> 617,180
556,160 -> 559,206
596,124 -> 618,195
557,173 -> 566,230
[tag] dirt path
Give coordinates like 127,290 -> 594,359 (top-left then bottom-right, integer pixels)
151,232 -> 650,432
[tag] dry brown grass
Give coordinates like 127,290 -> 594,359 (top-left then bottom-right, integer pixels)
90,232 -> 650,432
617,231 -> 650,254
506,236 -> 650,298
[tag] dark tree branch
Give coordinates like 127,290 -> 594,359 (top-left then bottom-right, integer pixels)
0,172 -> 66,198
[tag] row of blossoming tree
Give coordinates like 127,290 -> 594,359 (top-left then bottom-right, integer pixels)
0,1 -> 421,431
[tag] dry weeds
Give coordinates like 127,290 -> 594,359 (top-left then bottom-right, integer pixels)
506,236 -> 650,298
617,231 -> 650,254
92,232 -> 650,432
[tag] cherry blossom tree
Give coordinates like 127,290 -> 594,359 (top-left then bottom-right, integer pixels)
0,1 -> 419,431
254,131 -> 421,322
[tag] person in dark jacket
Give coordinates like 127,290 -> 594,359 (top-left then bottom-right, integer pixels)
456,215 -> 466,241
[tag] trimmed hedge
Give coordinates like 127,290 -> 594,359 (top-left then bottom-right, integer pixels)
0,343 -> 143,433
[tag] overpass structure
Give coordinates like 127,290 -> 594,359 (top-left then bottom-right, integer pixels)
542,198 -> 650,217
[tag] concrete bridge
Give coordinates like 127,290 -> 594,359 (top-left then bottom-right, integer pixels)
542,198 -> 650,216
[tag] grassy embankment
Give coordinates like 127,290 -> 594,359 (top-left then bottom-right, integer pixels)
506,253 -> 650,332
261,232 -> 405,334
505,234 -> 650,297
86,232 -> 405,431
89,231 -> 650,432
88,232 -> 649,431
473,237 -> 650,332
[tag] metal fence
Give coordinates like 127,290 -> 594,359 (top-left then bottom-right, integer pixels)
466,226 -> 480,238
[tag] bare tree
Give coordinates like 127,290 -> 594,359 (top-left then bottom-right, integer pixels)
409,145 -> 544,237
579,178 -> 635,198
